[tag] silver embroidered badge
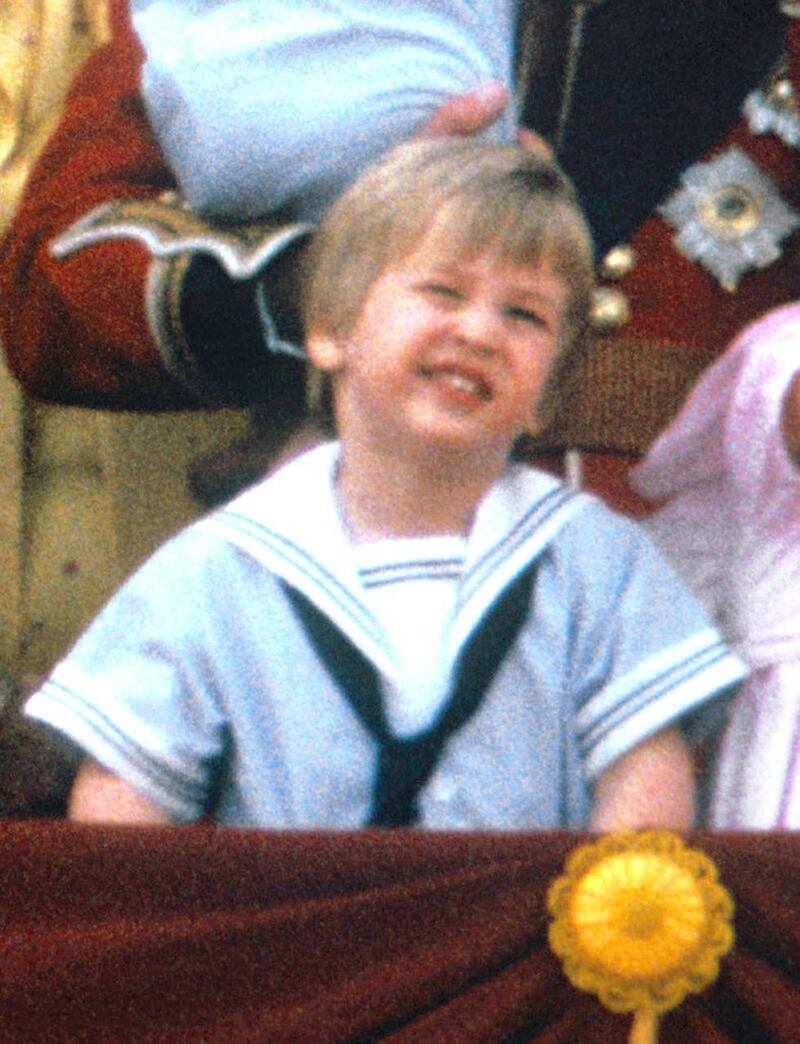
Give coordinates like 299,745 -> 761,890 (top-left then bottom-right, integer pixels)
658,147 -> 800,292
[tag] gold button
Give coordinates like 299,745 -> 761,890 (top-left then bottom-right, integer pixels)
590,287 -> 631,332
600,244 -> 636,281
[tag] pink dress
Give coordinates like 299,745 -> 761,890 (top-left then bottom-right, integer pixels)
630,303 -> 800,828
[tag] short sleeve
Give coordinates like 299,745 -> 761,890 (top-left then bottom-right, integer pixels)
24,533 -> 230,821
560,504 -> 747,778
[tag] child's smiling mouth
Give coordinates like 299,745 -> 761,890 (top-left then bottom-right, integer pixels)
418,363 -> 493,403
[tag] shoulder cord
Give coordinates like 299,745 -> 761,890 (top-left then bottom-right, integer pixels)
515,0 -> 606,155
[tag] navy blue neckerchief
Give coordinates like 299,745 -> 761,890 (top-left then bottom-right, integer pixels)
282,563 -> 536,827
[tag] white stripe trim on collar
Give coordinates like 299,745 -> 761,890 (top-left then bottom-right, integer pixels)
200,443 -> 583,675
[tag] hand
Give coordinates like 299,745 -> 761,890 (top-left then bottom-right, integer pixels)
419,83 -> 509,138
419,83 -> 553,160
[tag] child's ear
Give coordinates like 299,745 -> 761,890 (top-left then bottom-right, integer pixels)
306,330 -> 346,373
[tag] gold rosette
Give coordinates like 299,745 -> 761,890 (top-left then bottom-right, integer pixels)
547,831 -> 734,1043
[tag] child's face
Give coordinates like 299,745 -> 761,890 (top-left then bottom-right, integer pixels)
307,219 -> 568,460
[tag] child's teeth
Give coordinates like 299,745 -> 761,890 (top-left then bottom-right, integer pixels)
423,365 -> 490,399
445,373 -> 478,393
433,370 -> 484,396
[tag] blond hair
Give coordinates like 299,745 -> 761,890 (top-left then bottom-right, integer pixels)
302,138 -> 595,425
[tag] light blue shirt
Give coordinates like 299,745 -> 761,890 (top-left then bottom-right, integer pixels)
26,445 -> 745,828
131,0 -> 518,221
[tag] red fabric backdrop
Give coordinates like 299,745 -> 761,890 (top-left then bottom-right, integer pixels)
0,825 -> 796,1042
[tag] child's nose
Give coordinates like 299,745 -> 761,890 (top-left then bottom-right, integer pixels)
451,301 -> 501,351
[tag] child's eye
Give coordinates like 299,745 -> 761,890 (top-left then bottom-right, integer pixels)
505,305 -> 546,326
420,282 -> 461,300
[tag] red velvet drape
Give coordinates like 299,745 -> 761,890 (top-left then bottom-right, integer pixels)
0,825 -> 796,1042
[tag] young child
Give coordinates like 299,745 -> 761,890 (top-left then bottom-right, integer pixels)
630,304 -> 800,829
25,140 -> 745,830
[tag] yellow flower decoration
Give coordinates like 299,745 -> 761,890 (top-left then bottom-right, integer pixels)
547,831 -> 734,1021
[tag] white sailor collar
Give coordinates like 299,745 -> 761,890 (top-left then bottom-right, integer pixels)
200,442 -> 582,677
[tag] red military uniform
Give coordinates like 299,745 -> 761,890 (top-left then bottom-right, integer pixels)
0,0 -> 181,408
0,0 -> 308,414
